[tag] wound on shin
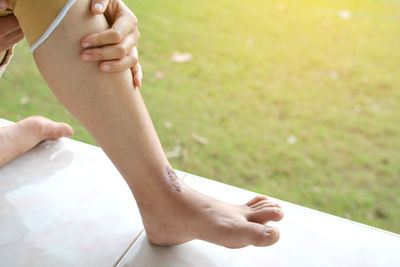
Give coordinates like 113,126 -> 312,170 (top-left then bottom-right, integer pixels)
165,166 -> 183,192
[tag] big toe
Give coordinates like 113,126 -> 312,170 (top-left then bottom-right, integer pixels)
241,223 -> 280,247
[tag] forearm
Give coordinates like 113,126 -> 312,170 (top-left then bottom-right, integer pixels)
32,0 -> 169,196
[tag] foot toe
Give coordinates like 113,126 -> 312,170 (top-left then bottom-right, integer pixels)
248,206 -> 284,224
246,195 -> 269,206
255,225 -> 280,247
249,199 -> 280,209
45,122 -> 74,140
23,116 -> 73,140
58,122 -> 74,138
242,223 -> 280,247
252,202 -> 282,210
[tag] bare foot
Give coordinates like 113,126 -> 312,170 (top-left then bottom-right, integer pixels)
21,116 -> 74,140
138,169 -> 284,249
0,116 -> 73,167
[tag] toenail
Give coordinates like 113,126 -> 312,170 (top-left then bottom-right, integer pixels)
265,226 -> 274,235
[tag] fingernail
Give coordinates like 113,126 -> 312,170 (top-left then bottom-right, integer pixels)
82,42 -> 92,48
102,64 -> 111,71
94,3 -> 103,12
81,53 -> 93,61
275,208 -> 281,213
0,3 -> 7,10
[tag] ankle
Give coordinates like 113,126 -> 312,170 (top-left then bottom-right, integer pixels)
126,164 -> 183,195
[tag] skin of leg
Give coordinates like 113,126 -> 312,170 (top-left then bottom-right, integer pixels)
30,0 -> 283,248
0,116 -> 73,168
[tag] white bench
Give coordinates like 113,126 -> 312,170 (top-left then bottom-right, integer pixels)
0,118 -> 399,266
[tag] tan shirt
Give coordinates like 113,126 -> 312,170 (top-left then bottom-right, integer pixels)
0,48 -> 13,78
1,0 -> 72,51
1,0 -> 73,75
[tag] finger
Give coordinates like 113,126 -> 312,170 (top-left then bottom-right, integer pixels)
81,32 -> 137,61
82,1 -> 139,48
91,0 -> 109,14
1,35 -> 22,51
0,29 -> 23,51
81,28 -> 131,48
81,16 -> 138,48
0,0 -> 8,11
0,15 -> 21,32
12,32 -> 24,44
110,10 -> 138,41
99,52 -> 138,72
132,63 -> 142,88
131,46 -> 141,87
5,28 -> 23,40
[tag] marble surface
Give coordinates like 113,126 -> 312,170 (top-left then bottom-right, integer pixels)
1,118 -> 399,266
0,119 -> 143,266
118,174 -> 400,267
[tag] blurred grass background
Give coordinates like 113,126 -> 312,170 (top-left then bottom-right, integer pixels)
0,0 -> 399,233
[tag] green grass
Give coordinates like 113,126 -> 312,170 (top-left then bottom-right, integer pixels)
1,0 -> 399,233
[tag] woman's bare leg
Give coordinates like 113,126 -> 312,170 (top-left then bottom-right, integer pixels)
0,116 -> 73,168
29,0 -> 283,248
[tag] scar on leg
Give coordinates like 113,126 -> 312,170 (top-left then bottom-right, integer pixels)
165,166 -> 183,192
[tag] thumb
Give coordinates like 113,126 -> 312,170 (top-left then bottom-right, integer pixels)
0,0 -> 9,11
91,0 -> 110,14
